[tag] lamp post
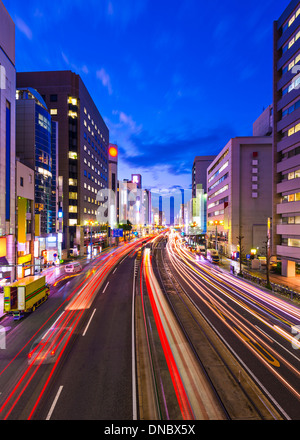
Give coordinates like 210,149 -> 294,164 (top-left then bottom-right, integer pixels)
213,220 -> 224,251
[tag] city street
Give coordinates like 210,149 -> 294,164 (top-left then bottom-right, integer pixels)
0,239 -> 146,420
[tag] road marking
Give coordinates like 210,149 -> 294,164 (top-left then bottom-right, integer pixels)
103,281 -> 109,293
132,266 -> 137,420
46,385 -> 63,420
113,267 -> 118,274
82,308 -> 97,337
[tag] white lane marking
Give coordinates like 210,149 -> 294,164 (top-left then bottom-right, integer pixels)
82,308 -> 97,337
132,267 -> 137,420
103,281 -> 109,293
46,385 -> 63,420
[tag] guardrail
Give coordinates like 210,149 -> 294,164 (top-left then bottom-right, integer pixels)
241,270 -> 300,302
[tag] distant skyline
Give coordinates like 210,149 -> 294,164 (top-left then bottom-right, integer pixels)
3,0 -> 291,192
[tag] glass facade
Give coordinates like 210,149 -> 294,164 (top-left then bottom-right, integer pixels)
35,104 -> 53,235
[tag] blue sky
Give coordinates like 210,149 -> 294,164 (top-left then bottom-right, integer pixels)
4,0 -> 291,194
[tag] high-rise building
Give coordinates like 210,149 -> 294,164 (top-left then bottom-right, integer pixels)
15,160 -> 35,279
17,71 -> 109,256
0,1 -> 16,282
16,87 -> 59,264
192,156 -> 216,197
273,0 -> 300,277
108,143 -> 118,228
206,137 -> 272,257
253,105 -> 273,137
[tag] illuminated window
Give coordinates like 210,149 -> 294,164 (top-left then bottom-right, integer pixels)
69,219 -> 77,226
288,194 -> 295,202
50,109 -> 57,115
69,206 -> 78,213
69,178 -> 77,186
69,152 -> 78,160
68,97 -> 77,106
69,192 -> 78,200
288,127 -> 295,136
68,110 -> 78,119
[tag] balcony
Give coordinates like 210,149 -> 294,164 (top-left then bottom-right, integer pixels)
277,177 -> 300,194
277,224 -> 300,236
276,245 -> 300,260
277,200 -> 300,215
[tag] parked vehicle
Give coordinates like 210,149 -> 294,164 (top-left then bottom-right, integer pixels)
206,249 -> 219,264
4,276 -> 49,320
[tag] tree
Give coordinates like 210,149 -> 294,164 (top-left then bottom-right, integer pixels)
263,236 -> 272,290
118,220 -> 133,241
236,235 -> 244,276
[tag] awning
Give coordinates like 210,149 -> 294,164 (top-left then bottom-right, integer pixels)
0,257 -> 9,267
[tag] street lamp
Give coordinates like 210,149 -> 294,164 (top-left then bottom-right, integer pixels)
212,220 -> 224,250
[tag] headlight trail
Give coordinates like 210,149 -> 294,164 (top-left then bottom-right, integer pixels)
166,232 -> 300,403
0,237 -> 152,420
142,247 -> 227,420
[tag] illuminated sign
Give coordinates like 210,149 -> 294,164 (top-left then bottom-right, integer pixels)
109,146 -> 118,158
0,237 -> 6,258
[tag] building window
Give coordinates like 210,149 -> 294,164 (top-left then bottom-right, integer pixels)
50,109 -> 58,115
50,94 -> 57,102
20,177 -> 24,187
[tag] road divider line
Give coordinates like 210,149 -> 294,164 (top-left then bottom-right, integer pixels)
82,308 -> 97,337
103,281 -> 109,293
46,385 -> 63,420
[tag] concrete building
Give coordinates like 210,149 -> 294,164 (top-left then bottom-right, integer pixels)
192,156 -> 216,197
16,160 -> 35,279
16,88 -> 59,265
0,1 -> 16,282
253,105 -> 273,137
17,71 -> 109,256
108,143 -> 118,228
273,0 -> 300,277
207,137 -> 272,257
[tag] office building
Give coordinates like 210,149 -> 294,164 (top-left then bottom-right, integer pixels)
16,87 -> 58,233
108,143 -> 118,228
253,105 -> 273,137
192,156 -> 216,197
273,0 -> 300,276
0,1 -> 16,282
17,71 -> 109,256
207,137 -> 272,257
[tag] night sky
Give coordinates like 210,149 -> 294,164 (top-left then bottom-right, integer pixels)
4,0 -> 291,195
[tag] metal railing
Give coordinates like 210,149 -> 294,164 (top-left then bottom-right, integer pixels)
241,270 -> 300,301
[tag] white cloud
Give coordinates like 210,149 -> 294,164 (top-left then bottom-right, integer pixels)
61,52 -> 89,75
15,17 -> 33,40
96,68 -> 113,95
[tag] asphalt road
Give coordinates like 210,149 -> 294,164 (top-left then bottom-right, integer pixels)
165,235 -> 300,420
0,242 -> 141,420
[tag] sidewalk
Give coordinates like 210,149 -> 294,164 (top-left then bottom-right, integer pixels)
219,256 -> 300,294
